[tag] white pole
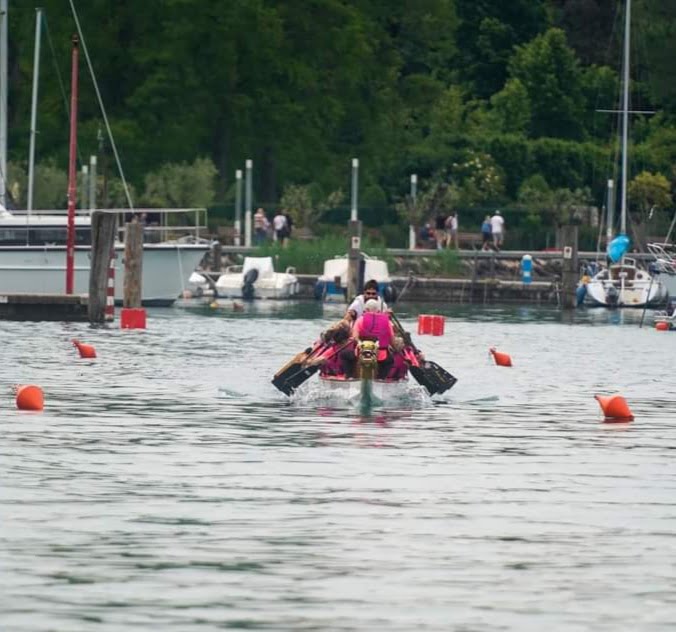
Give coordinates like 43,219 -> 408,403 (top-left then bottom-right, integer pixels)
234,169 -> 242,246
81,165 -> 88,209
88,155 -> 97,210
0,0 -> 8,208
409,174 -> 417,250
350,158 -> 359,221
244,159 -> 253,247
606,179 -> 615,244
27,8 -> 42,213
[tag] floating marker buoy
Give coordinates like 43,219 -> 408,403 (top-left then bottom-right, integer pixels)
655,321 -> 669,331
489,347 -> 513,367
72,339 -> 97,358
594,394 -> 634,422
233,301 -> 244,312
209,301 -> 219,309
15,384 -> 44,411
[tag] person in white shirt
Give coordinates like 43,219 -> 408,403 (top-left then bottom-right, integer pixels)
344,279 -> 388,324
272,212 -> 288,244
490,210 -> 505,250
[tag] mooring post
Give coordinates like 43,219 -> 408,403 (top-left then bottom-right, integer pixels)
560,223 -> 579,310
212,239 -> 222,272
123,221 -> 144,308
88,210 -> 117,323
347,219 -> 363,302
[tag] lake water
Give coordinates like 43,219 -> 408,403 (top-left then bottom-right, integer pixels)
2,302 -> 675,631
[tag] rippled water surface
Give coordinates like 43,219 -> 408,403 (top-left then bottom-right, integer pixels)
2,302 -> 676,631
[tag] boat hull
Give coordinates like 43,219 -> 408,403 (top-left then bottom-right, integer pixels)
215,280 -> 299,300
318,376 -> 411,404
0,244 -> 209,306
584,261 -> 667,308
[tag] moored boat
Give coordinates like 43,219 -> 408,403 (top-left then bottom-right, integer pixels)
215,256 -> 299,299
0,207 -> 209,306
584,257 -> 666,307
314,254 -> 396,303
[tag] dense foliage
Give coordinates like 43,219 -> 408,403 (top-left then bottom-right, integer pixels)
5,0 -> 676,242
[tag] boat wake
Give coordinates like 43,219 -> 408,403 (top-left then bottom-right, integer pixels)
291,380 -> 432,410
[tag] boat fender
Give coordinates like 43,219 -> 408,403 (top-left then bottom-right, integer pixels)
383,284 -> 397,305
242,268 -> 259,300
575,284 -> 587,306
314,280 -> 326,301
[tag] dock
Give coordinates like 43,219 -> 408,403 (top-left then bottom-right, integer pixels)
0,293 -> 89,321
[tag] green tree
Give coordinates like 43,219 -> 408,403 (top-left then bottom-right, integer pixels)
141,158 -> 217,208
508,28 -> 586,139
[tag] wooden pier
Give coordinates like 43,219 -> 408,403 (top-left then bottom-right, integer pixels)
0,293 -> 89,321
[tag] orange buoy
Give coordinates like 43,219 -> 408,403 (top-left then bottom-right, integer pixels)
72,339 -> 97,358
489,347 -> 513,367
655,321 -> 670,331
594,394 -> 634,422
15,385 -> 44,411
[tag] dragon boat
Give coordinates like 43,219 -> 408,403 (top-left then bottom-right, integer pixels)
272,317 -> 457,404
316,340 -> 412,406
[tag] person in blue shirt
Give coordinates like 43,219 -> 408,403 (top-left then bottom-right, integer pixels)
481,215 -> 492,251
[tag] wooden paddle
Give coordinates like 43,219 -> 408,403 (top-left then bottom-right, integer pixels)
272,340 -> 353,396
272,343 -> 327,395
390,312 -> 457,396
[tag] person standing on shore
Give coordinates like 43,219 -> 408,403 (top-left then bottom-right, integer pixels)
254,208 -> 269,245
481,215 -> 492,251
490,210 -> 505,250
434,214 -> 447,250
445,212 -> 459,249
272,211 -> 288,245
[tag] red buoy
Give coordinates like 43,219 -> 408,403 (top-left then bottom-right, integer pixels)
655,321 -> 670,331
15,385 -> 45,411
489,347 -> 512,367
72,339 -> 97,358
594,394 -> 634,422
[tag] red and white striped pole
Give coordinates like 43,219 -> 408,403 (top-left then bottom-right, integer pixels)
104,248 -> 115,321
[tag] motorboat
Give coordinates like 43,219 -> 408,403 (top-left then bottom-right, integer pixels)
314,254 -> 396,303
0,207 -> 210,306
215,256 -> 299,299
584,257 -> 666,307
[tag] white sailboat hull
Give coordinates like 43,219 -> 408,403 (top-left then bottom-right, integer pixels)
584,261 -> 666,307
0,243 -> 208,306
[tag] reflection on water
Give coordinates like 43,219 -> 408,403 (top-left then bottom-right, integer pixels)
1,303 -> 676,631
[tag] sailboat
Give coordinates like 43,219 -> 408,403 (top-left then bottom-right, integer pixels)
584,0 -> 666,308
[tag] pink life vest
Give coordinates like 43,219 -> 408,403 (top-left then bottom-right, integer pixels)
357,312 -> 393,350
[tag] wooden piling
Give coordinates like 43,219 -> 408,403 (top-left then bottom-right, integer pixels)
560,223 -> 579,309
346,219 -> 362,302
123,221 -> 144,308
88,211 -> 117,323
212,240 -> 222,272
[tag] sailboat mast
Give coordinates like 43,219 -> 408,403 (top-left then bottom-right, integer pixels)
65,34 -> 79,294
620,0 -> 631,235
27,8 -> 42,214
0,0 -> 7,208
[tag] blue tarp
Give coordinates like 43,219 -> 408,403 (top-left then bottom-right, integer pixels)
607,234 -> 631,263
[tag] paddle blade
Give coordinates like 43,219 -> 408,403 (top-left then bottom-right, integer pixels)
272,364 -> 320,396
410,360 -> 457,396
